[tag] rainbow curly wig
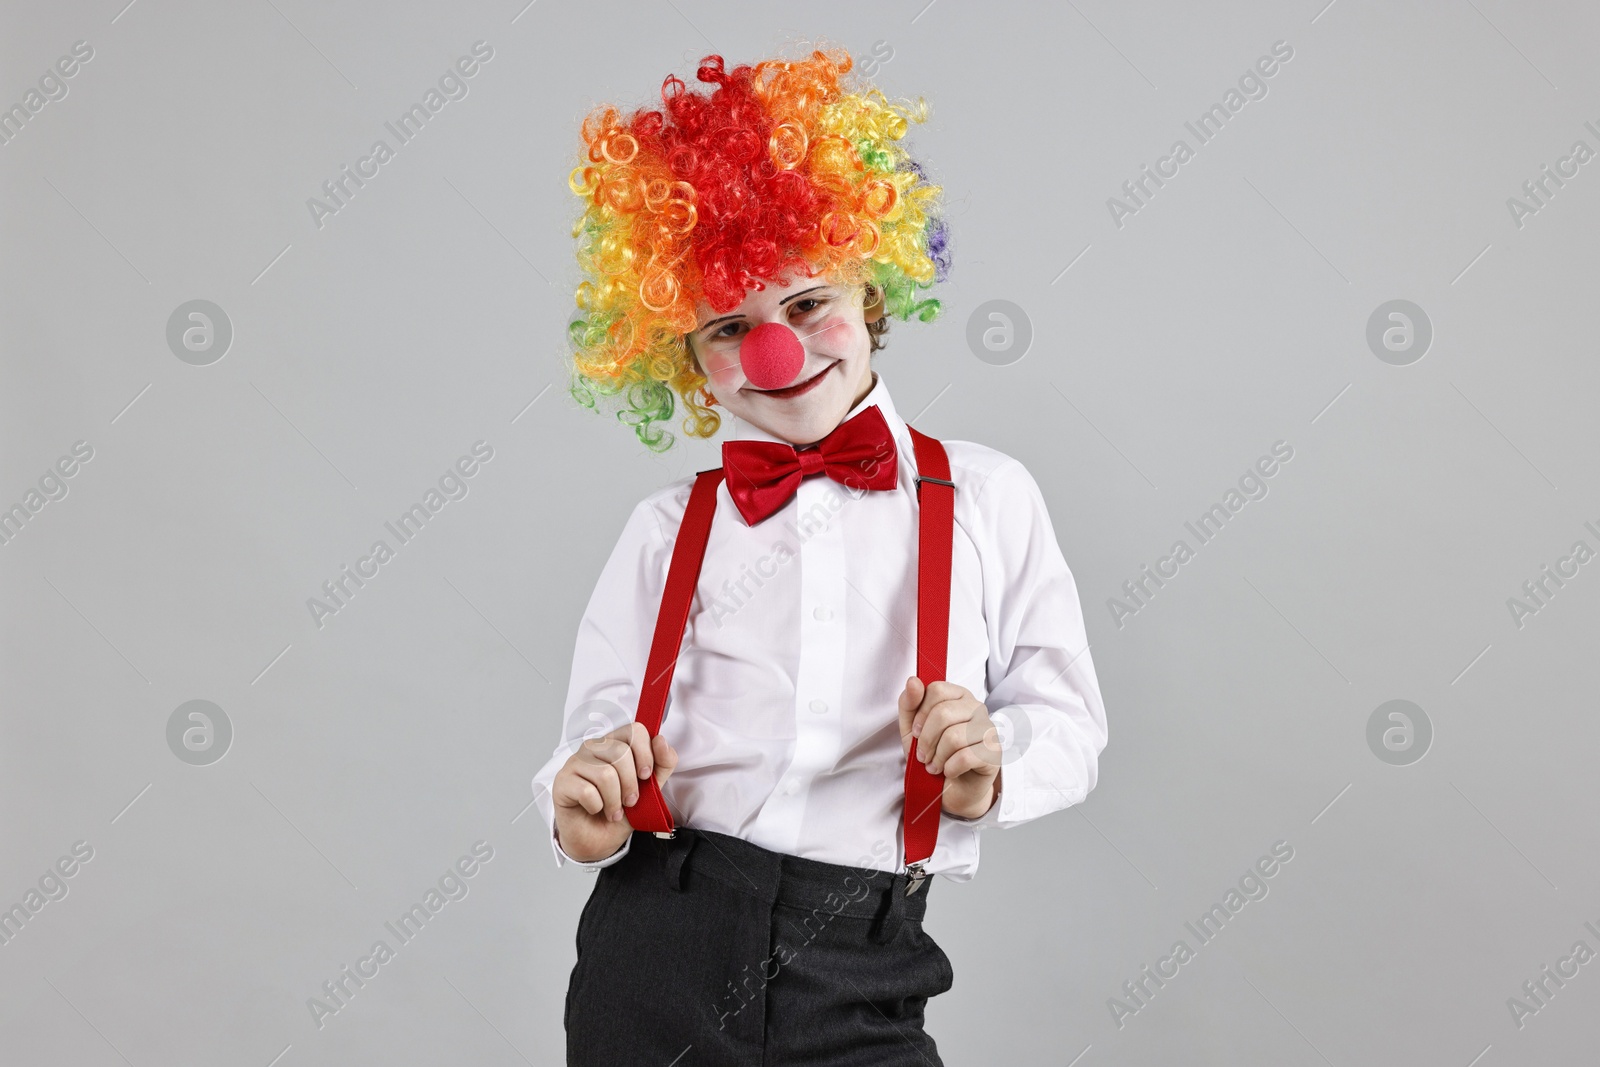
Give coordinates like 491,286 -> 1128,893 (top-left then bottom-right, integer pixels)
566,45 -> 951,451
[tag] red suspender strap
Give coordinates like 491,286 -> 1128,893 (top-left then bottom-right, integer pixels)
904,426 -> 955,877
624,435 -> 958,880
625,467 -> 726,835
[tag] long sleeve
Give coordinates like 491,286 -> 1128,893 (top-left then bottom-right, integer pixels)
530,490 -> 677,869
971,458 -> 1108,828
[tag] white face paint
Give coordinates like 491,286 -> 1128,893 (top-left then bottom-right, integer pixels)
687,265 -> 877,448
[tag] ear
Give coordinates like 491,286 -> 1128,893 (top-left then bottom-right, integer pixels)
862,283 -> 885,323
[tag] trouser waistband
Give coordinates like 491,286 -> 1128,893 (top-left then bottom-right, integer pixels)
627,827 -> 931,944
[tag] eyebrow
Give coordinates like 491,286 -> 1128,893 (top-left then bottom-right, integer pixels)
695,286 -> 831,336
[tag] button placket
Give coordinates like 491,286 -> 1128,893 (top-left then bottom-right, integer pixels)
748,475 -> 849,856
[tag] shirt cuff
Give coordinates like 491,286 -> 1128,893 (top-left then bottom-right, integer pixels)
552,826 -> 631,871
987,704 -> 1091,827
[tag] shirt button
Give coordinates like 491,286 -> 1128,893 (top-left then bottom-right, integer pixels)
784,778 -> 801,795
809,699 -> 828,714
813,606 -> 834,621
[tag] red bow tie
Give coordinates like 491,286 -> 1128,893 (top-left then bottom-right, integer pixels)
722,405 -> 900,525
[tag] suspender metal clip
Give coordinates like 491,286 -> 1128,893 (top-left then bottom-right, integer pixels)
652,830 -> 676,839
905,861 -> 927,896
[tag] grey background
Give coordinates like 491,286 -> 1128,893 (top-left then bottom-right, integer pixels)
3,0 -> 1597,1064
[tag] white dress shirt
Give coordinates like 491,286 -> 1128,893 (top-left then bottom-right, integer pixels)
531,370 -> 1107,882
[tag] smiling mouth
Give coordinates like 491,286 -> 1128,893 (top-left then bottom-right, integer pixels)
755,361 -> 835,399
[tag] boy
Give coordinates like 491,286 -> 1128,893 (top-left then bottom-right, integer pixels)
531,47 -> 1107,1065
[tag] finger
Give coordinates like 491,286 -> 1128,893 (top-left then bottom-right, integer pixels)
940,745 -> 977,780
628,721 -> 654,782
651,735 -> 679,784
607,741 -> 642,807
912,695 -> 934,740
571,761 -> 625,821
925,715 -> 965,774
922,680 -> 968,705
582,736 -> 641,805
940,742 -> 1000,782
553,773 -> 606,817
898,677 -> 924,730
581,734 -> 630,766
898,677 -> 924,756
916,697 -> 971,767
912,680 -> 965,739
926,700 -> 991,772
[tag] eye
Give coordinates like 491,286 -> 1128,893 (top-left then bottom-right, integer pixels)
707,321 -> 746,341
784,295 -> 832,321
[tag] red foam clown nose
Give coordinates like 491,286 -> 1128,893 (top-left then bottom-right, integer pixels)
739,322 -> 806,390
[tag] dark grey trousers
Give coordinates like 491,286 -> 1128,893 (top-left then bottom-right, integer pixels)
564,827 -> 953,1065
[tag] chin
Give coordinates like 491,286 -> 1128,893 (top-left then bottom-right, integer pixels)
778,386 -> 851,428
730,357 -> 869,443
735,401 -> 839,448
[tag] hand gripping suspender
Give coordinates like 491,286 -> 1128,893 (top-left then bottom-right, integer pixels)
625,428 -> 956,896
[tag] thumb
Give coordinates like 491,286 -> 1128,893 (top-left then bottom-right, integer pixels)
897,676 -> 925,754
650,734 -> 679,785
